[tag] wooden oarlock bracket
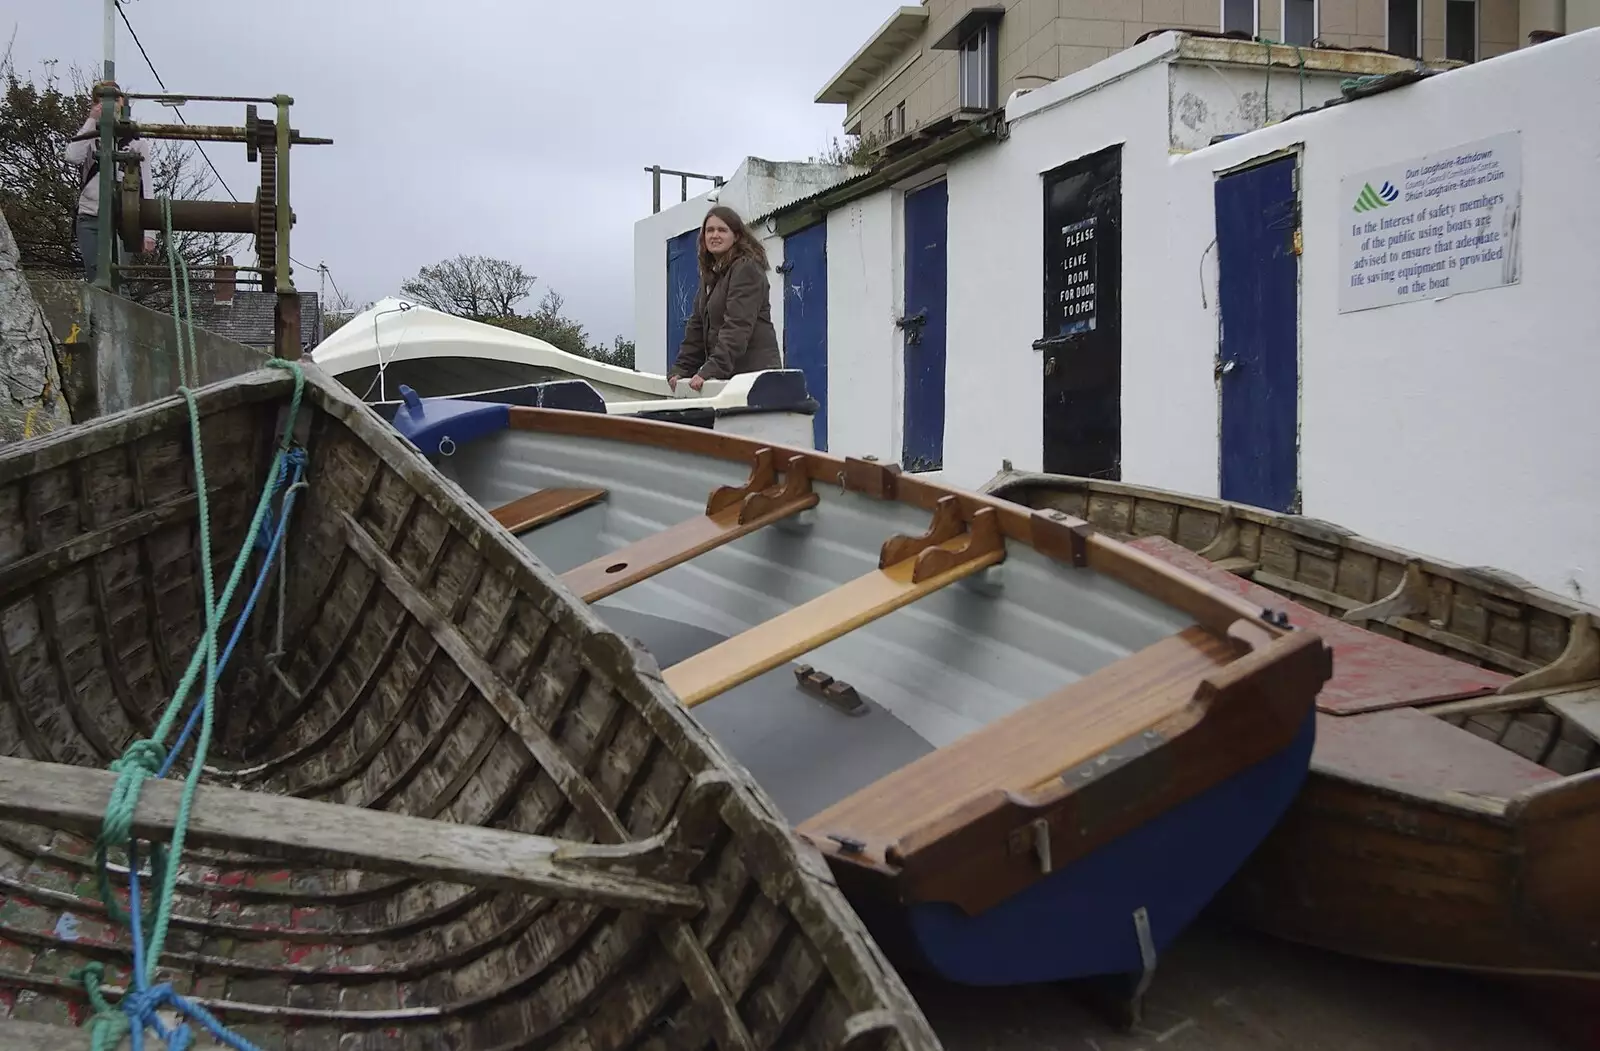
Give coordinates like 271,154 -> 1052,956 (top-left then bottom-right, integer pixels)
662,498 -> 1007,708
561,449 -> 817,603
880,497 -> 1005,584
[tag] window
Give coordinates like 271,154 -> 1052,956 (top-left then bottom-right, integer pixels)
959,23 -> 997,110
896,101 -> 906,136
1222,0 -> 1258,35
1446,0 -> 1477,61
884,112 -> 894,139
1282,0 -> 1316,44
1387,0 -> 1420,57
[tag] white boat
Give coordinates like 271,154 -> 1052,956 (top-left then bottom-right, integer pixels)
311,297 -> 819,447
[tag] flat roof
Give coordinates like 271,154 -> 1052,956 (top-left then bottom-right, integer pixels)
815,6 -> 929,105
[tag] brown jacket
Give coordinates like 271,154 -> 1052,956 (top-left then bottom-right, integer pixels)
670,255 -> 783,381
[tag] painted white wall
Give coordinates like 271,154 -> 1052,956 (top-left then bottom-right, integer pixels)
1166,29 -> 1600,598
942,46 -> 1176,490
632,158 -> 858,375
825,196 -> 902,462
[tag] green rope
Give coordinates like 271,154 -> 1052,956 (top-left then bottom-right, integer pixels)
74,196 -> 307,1050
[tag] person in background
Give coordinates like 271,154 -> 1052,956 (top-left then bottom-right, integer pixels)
64,81 -> 154,282
667,205 -> 782,392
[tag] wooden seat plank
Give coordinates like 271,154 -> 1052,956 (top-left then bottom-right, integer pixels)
563,498 -> 812,604
797,626 -> 1233,858
662,538 -> 1005,709
0,755 -> 702,915
490,487 -> 608,536
1312,705 -> 1561,797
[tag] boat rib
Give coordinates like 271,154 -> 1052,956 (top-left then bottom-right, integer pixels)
0,366 -> 942,1051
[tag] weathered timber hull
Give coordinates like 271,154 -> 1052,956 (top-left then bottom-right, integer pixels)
0,363 -> 941,1051
980,471 -> 1600,1007
387,398 -> 1334,1007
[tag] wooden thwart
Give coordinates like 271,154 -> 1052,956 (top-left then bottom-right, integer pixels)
562,448 -> 818,603
489,487 -> 608,536
798,626 -> 1235,860
663,504 -> 1004,707
0,756 -> 703,916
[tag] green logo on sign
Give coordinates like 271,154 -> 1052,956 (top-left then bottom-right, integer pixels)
1353,180 -> 1399,212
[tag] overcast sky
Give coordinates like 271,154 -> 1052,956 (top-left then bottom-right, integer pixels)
5,0 -> 897,342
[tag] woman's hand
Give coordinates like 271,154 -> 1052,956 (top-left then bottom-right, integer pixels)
667,374 -> 678,391
688,375 -> 705,392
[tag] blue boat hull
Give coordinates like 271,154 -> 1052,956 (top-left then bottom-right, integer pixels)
841,709 -> 1316,988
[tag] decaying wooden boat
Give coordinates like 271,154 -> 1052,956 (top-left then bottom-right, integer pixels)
980,469 -> 1600,1033
384,395 -> 1334,1013
0,363 -> 943,1051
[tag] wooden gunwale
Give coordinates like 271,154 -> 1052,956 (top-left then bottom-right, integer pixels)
502,408 -> 1292,649
0,365 -> 944,1051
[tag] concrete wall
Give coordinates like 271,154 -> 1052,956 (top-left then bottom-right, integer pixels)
633,157 -> 857,374
31,278 -> 268,420
783,30 -> 1596,594
0,212 -> 72,443
935,35 -> 1361,487
1164,29 -> 1600,598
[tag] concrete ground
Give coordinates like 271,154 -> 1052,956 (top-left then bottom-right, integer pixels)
904,916 -> 1568,1051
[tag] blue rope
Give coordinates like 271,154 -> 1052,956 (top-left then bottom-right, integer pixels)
156,448 -> 308,780
117,445 -> 306,1048
123,845 -> 261,1051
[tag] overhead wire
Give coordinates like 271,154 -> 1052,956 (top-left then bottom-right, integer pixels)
114,0 -> 238,203
116,1 -> 350,312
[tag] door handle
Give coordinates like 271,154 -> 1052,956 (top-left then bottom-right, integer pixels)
896,309 -> 928,346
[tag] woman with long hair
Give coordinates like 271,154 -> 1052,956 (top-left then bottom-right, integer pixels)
667,205 -> 782,391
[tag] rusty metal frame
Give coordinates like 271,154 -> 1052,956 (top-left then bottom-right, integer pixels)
91,89 -> 332,360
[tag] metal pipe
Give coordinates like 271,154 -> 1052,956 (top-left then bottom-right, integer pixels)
136,198 -> 257,233
651,165 -> 662,214
122,92 -> 286,104
117,264 -> 272,276
102,0 -> 115,82
70,123 -> 332,146
274,95 -> 293,296
94,84 -> 118,292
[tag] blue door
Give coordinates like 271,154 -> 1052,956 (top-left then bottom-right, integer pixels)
665,228 -> 700,373
901,181 -> 948,473
1215,155 -> 1300,513
781,222 -> 829,450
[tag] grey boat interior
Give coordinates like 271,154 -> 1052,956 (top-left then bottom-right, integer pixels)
437,427 -> 1198,824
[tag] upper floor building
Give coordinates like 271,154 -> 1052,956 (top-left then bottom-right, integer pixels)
817,0 -> 1582,145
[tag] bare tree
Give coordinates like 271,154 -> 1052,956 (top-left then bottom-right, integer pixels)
399,254 -> 535,319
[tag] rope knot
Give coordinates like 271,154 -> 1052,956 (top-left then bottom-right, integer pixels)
110,739 -> 167,778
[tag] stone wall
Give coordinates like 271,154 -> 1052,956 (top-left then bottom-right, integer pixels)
0,211 -> 73,443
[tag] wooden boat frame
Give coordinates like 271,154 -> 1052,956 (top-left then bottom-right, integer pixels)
0,365 -> 944,1051
981,468 -> 1600,987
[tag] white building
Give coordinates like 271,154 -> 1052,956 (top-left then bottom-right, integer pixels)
632,30 -> 1599,598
